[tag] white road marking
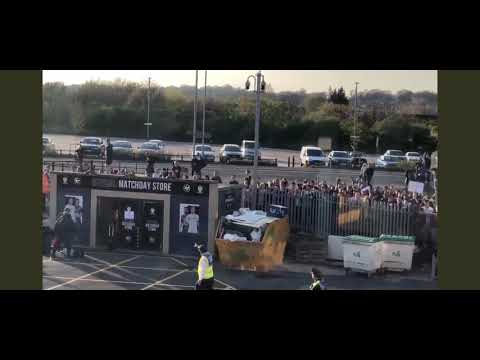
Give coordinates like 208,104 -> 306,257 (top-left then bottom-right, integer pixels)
44,261 -> 195,272
44,276 -> 231,290
141,269 -> 189,290
45,255 -> 141,290
44,276 -> 151,286
214,278 -> 237,290
169,257 -> 189,267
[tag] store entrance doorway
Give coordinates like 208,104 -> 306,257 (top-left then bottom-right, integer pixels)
96,197 -> 164,252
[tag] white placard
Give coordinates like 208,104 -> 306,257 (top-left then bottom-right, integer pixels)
408,181 -> 424,194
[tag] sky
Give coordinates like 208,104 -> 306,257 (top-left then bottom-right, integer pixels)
42,70 -> 437,94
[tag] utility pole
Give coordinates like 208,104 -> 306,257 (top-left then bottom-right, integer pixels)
143,77 -> 152,140
193,70 -> 198,155
202,70 -> 207,158
353,82 -> 359,151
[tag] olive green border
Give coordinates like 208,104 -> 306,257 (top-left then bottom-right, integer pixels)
0,71 -> 42,289
439,70 -> 480,289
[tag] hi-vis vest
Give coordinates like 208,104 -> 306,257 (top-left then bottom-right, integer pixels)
198,255 -> 214,280
310,281 -> 321,290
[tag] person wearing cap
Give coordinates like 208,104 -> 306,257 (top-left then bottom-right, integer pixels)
310,267 -> 327,290
195,244 -> 215,290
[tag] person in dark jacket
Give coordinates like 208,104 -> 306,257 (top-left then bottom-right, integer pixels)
106,138 -> 113,166
172,161 -> 182,179
146,156 -> 155,178
365,165 -> 374,186
76,146 -> 84,172
51,209 -> 75,260
310,267 -> 327,290
191,155 -> 207,177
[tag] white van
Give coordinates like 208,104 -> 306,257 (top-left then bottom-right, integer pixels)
241,140 -> 262,160
300,146 -> 327,167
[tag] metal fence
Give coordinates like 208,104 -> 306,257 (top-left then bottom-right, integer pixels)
242,188 -> 417,238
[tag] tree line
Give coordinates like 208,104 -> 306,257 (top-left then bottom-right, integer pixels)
43,80 -> 438,153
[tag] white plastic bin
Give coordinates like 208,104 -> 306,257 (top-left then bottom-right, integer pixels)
328,235 -> 347,261
380,235 -> 415,271
343,236 -> 383,274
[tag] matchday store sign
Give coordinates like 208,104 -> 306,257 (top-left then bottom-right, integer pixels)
58,174 -> 209,196
118,179 -> 172,192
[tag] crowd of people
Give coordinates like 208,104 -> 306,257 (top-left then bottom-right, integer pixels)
240,170 -> 437,214
44,152 -> 437,214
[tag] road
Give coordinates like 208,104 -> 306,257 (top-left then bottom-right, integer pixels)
44,133 -> 382,168
44,156 -> 404,187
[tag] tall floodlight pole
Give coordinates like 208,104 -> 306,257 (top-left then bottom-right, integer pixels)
202,70 -> 207,158
245,71 -> 265,210
193,70 -> 199,155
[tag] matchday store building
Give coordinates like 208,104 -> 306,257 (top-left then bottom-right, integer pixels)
48,172 -> 228,257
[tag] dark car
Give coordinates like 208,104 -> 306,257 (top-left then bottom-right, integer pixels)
327,151 -> 353,168
349,151 -> 368,169
219,144 -> 242,163
111,141 -> 134,160
79,137 -> 105,158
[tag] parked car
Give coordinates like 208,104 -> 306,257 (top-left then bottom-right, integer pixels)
135,142 -> 165,160
194,144 -> 215,162
111,140 -> 134,159
241,140 -> 262,161
405,152 -> 422,163
148,139 -> 165,152
376,150 -> 406,169
79,137 -> 105,158
349,151 -> 368,169
219,144 -> 243,163
384,150 -> 406,161
300,146 -> 327,167
327,151 -> 352,167
43,137 -> 55,155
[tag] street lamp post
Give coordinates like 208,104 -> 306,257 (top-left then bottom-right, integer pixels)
202,70 -> 207,159
193,70 -> 199,155
245,71 -> 266,210
144,77 -> 152,140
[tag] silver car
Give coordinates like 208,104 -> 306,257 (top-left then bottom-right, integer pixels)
135,142 -> 164,160
219,144 -> 242,163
